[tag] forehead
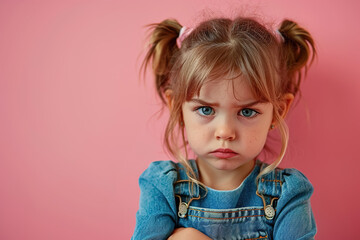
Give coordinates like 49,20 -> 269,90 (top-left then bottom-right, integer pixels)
195,78 -> 256,102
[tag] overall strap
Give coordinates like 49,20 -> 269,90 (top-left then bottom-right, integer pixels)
256,163 -> 284,220
173,161 -> 207,218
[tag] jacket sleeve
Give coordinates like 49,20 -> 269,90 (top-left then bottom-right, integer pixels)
132,161 -> 179,240
273,169 -> 317,240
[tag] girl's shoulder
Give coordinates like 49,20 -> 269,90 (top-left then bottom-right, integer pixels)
256,160 -> 314,199
281,167 -> 313,189
257,160 -> 313,188
280,167 -> 314,202
139,160 -> 189,184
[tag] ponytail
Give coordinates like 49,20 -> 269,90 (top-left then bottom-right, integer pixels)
142,19 -> 182,103
255,20 -> 316,181
278,19 -> 316,96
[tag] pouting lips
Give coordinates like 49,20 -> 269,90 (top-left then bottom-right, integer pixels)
210,148 -> 238,159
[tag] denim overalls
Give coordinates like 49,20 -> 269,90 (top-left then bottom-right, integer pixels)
132,160 -> 316,240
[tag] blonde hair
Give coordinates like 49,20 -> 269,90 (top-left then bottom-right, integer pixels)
142,16 -> 316,181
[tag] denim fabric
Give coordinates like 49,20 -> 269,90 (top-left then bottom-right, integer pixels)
132,160 -> 316,240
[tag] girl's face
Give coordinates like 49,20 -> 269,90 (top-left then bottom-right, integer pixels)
182,78 -> 274,176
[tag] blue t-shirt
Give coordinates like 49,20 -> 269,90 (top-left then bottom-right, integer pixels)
132,160 -> 316,240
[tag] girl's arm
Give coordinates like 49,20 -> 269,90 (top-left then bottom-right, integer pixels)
273,169 -> 317,239
132,161 -> 178,240
168,228 -> 212,240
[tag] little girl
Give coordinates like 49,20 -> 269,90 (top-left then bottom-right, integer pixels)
132,14 -> 316,240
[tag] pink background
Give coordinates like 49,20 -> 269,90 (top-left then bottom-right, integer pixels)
1,0 -> 359,239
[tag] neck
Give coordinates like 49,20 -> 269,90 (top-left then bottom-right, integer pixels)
197,159 -> 255,191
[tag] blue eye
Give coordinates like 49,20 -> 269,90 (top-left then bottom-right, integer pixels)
239,108 -> 258,118
197,106 -> 214,116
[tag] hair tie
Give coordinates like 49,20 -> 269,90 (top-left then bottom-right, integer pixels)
176,26 -> 194,48
275,29 -> 285,43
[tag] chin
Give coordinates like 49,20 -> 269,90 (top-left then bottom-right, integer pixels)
212,158 -> 254,171
211,159 -> 242,170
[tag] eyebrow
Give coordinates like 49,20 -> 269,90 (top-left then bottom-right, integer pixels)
189,98 -> 262,108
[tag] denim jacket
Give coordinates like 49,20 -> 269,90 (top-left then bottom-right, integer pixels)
132,160 -> 316,240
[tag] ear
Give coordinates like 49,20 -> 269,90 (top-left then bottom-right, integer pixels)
271,93 -> 294,129
278,93 -> 294,119
164,89 -> 174,109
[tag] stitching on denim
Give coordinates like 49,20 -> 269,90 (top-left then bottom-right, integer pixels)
261,178 -> 282,186
245,236 -> 268,240
189,207 -> 264,214
188,214 -> 265,220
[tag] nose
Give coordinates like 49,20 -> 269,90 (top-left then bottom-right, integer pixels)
215,118 -> 236,141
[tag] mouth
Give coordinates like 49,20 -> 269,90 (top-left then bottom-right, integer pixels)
210,148 -> 238,159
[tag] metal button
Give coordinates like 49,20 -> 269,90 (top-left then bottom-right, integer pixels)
178,202 -> 188,218
264,205 -> 275,220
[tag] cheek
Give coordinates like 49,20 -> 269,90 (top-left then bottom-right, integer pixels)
184,124 -> 201,143
184,124 -> 209,152
246,126 -> 270,149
